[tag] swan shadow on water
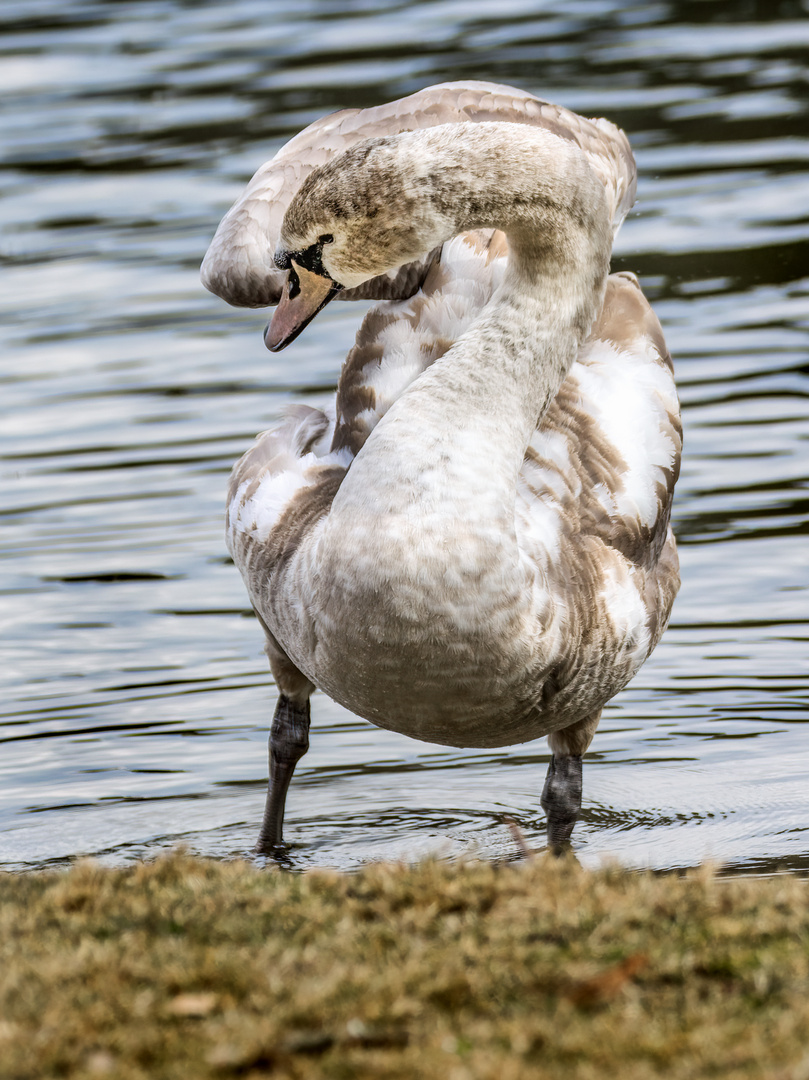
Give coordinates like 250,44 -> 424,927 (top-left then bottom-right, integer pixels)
201,80 -> 681,860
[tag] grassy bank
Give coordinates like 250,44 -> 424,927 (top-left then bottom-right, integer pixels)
1,851 -> 808,1080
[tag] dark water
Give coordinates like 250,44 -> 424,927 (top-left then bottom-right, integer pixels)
1,0 -> 807,873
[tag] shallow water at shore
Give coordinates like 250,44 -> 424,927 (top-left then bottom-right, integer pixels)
1,0 -> 807,873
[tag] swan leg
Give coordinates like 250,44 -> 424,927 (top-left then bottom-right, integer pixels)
540,710 -> 601,852
254,694 -> 311,853
540,754 -> 583,851
253,629 -> 315,854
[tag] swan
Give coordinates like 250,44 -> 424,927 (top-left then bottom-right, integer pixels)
201,82 -> 681,855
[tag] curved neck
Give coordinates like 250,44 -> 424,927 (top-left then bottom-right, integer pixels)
317,125 -> 614,618
366,121 -> 615,322
409,121 -> 614,271
344,122 -> 613,474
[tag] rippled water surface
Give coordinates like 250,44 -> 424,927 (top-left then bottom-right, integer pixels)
2,0 -> 808,873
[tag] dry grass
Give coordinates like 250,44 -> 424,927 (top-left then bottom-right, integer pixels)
1,851 -> 809,1079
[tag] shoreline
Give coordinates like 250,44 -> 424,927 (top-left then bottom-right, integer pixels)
2,850 -> 808,1078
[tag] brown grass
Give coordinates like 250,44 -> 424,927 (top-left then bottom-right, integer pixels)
1,851 -> 809,1079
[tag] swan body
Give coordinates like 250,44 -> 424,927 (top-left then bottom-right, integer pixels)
202,82 -> 681,851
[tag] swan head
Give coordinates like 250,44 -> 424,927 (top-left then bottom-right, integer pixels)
266,136 -> 448,352
264,123 -> 614,352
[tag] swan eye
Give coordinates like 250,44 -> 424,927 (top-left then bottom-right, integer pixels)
319,234 -> 334,245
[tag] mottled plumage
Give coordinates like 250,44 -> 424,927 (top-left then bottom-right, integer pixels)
201,81 -> 635,308
203,82 -> 681,852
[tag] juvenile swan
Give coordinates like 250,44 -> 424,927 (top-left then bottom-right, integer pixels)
202,82 -> 681,854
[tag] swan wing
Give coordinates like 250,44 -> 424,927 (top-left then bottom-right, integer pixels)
517,272 -> 682,687
225,406 -> 350,614
201,81 -> 635,308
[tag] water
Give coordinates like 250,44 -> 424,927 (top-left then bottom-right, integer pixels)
1,0 -> 807,874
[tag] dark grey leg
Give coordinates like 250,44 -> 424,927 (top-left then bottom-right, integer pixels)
254,695 -> 311,854
540,753 -> 583,852
540,711 -> 601,853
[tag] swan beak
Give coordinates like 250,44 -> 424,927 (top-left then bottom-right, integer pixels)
265,261 -> 342,352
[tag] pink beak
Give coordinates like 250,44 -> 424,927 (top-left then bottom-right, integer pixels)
265,261 -> 341,352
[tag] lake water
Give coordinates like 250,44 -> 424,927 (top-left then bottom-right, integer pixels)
1,0 -> 807,874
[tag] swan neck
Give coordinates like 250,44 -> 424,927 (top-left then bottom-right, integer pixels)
346,122 -> 616,463
308,126 -> 617,647
396,123 -> 614,396
412,123 -> 614,326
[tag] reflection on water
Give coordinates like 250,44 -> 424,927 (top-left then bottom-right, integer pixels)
1,0 -> 807,873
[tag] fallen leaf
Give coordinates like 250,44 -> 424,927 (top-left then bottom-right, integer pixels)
564,954 -> 649,1007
